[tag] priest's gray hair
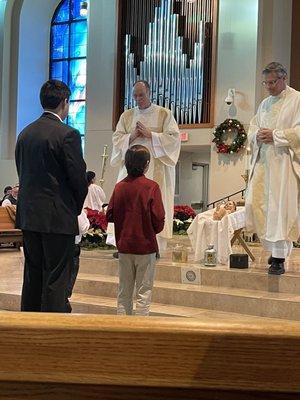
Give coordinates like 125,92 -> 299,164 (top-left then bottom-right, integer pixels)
262,62 -> 287,78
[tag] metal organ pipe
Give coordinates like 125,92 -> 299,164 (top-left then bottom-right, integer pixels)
123,0 -> 213,125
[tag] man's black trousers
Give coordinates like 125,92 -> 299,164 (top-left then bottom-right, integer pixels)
21,230 -> 75,313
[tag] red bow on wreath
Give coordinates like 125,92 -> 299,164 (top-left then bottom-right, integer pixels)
212,119 -> 247,154
216,144 -> 229,153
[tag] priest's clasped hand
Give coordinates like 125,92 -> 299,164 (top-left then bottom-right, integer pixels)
257,128 -> 274,144
129,122 -> 152,144
129,128 -> 140,144
136,121 -> 152,138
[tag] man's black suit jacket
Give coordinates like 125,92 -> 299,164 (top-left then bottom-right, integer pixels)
15,112 -> 88,235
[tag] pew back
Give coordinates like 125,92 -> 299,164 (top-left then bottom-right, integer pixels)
0,207 -> 22,247
0,313 -> 299,399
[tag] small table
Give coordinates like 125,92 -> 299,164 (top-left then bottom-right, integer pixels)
187,207 -> 255,264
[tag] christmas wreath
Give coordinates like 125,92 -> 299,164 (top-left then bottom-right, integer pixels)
212,119 -> 247,154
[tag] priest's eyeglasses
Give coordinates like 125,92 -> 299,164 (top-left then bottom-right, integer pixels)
261,78 -> 281,86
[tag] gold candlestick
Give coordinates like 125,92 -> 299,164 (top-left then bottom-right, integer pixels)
241,148 -> 251,194
241,170 -> 249,185
99,145 -> 108,188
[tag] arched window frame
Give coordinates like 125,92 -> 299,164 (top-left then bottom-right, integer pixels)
49,0 -> 88,145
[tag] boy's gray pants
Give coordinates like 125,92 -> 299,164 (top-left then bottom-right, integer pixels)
117,253 -> 156,316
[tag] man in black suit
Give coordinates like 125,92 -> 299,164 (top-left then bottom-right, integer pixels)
15,80 -> 88,313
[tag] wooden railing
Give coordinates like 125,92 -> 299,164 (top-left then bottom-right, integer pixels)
207,189 -> 245,209
0,312 -> 299,399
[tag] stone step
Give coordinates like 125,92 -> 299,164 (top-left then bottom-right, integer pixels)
79,257 -> 300,294
0,289 -> 291,324
71,293 -> 193,317
74,273 -> 300,320
70,293 -> 285,322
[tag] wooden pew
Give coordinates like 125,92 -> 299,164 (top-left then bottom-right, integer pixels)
0,313 -> 298,399
0,207 -> 22,248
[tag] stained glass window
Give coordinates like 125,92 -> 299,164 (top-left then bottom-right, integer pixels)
50,0 -> 88,144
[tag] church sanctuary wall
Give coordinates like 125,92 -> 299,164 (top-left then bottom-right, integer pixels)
206,0 -> 259,203
0,0 -> 294,200
182,0 -> 292,204
256,0 -> 292,105
16,0 -> 59,135
0,0 -> 20,189
83,0 -> 261,201
0,0 -> 58,190
0,0 -> 6,128
177,149 -> 210,207
84,0 -> 119,196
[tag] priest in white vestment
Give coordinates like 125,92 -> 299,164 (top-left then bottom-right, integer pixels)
110,80 -> 181,251
246,62 -> 300,275
83,171 -> 106,211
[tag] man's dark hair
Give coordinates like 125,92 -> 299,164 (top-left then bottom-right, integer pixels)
4,186 -> 12,194
86,171 -> 96,185
125,145 -> 150,178
133,80 -> 150,92
40,80 -> 71,110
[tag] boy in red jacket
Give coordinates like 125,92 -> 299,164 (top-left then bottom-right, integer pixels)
106,145 -> 165,315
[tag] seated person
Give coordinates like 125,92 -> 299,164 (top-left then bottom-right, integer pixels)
0,186 -> 12,206
1,184 -> 19,207
213,200 -> 237,221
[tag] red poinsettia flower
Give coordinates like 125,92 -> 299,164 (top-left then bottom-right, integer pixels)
85,208 -> 108,232
174,205 -> 196,221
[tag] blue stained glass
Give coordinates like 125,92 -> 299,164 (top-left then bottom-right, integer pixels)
50,0 -> 87,139
53,0 -> 70,23
50,61 -> 69,84
70,21 -> 87,58
51,24 -> 69,59
71,0 -> 87,21
69,59 -> 86,100
68,102 -> 86,136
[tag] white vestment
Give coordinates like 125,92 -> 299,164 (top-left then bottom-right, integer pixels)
110,104 -> 181,243
246,86 -> 300,257
83,184 -> 106,212
75,210 -> 90,245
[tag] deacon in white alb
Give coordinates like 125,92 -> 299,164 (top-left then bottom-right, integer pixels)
110,80 -> 181,251
246,62 -> 300,275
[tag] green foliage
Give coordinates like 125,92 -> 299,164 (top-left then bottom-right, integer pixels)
212,119 -> 247,154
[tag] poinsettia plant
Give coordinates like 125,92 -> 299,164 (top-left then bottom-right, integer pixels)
173,205 -> 196,235
86,208 -> 108,231
81,208 -> 112,249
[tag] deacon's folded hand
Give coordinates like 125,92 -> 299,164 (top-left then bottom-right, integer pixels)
257,128 -> 274,144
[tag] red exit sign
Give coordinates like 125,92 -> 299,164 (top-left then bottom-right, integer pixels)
180,132 -> 189,142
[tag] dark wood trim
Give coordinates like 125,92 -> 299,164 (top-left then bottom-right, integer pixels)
179,122 -> 214,129
209,0 -> 219,128
0,382 -> 297,400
